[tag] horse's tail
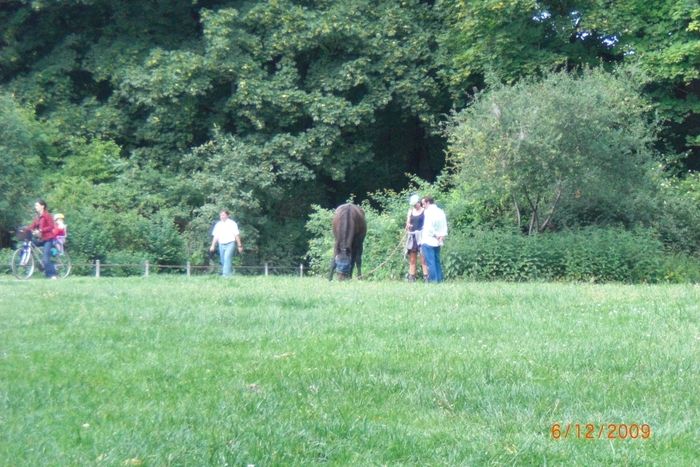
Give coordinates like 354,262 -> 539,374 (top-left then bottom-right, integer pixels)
341,206 -> 356,251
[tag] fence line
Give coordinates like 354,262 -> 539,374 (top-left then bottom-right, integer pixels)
72,260 -> 305,278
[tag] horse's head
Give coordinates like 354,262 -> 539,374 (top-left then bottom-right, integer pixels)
334,248 -> 352,278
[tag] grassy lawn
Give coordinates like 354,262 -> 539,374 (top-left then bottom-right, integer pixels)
1,276 -> 698,465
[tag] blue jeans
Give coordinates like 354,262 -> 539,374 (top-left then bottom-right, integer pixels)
42,240 -> 57,278
218,241 -> 235,276
421,244 -> 443,283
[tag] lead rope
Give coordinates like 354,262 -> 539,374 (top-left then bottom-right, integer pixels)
360,231 -> 408,279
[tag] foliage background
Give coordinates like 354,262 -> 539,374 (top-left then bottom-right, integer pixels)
0,0 -> 698,278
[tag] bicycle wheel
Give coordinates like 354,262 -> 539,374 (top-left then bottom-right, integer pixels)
54,251 -> 72,278
11,247 -> 34,280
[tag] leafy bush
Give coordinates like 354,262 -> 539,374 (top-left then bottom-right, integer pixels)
102,250 -> 149,277
660,253 -> 700,284
443,228 -> 563,281
0,248 -> 13,275
654,172 -> 700,256
0,93 -> 43,242
62,207 -> 117,262
305,205 -> 335,277
442,227 -> 698,283
444,67 -> 660,235
138,211 -> 186,266
64,252 -> 93,277
560,228 -> 663,283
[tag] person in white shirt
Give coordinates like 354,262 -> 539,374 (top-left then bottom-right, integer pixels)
209,210 -> 243,276
420,196 -> 447,283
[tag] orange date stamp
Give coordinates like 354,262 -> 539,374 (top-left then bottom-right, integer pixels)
551,423 -> 652,440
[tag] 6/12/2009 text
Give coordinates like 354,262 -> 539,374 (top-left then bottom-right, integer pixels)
551,423 -> 652,440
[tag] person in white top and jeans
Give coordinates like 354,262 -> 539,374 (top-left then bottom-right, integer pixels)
420,196 -> 448,283
209,210 -> 243,276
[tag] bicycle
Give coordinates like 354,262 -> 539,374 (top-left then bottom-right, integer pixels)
10,230 -> 72,280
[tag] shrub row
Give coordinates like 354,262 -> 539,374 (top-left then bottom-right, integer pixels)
442,227 -> 700,283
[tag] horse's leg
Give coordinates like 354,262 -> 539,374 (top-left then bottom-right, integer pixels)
328,256 -> 336,281
348,248 -> 355,278
354,239 -> 364,280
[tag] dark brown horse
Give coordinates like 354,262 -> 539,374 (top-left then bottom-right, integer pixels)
329,203 -> 367,280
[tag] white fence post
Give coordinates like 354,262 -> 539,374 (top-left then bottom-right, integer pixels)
186,261 -> 191,277
264,262 -> 269,276
95,260 -> 100,278
144,261 -> 149,277
299,263 -> 303,277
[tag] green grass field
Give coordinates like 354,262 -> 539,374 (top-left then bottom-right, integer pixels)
1,276 -> 698,465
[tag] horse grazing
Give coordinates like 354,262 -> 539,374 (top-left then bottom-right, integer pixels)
329,203 -> 367,280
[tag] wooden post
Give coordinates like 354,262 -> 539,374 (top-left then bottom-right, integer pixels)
144,261 -> 149,277
186,261 -> 191,277
95,260 -> 100,278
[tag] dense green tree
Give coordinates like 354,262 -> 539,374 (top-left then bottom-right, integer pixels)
0,93 -> 45,244
1,0 -> 697,262
654,172 -> 700,255
0,0 -> 448,260
437,0 -> 699,166
182,1 -> 447,260
445,67 -> 660,234
589,0 -> 699,161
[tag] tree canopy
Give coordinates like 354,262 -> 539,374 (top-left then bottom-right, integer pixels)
438,0 -> 699,163
0,0 -> 697,262
445,67 -> 660,234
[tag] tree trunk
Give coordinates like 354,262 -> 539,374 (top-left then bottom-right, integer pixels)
525,192 -> 540,236
539,184 -> 563,233
512,194 -> 521,230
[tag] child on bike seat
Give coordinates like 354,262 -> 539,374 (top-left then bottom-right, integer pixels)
53,213 -> 67,254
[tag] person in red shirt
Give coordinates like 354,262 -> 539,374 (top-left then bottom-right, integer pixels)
25,199 -> 58,279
